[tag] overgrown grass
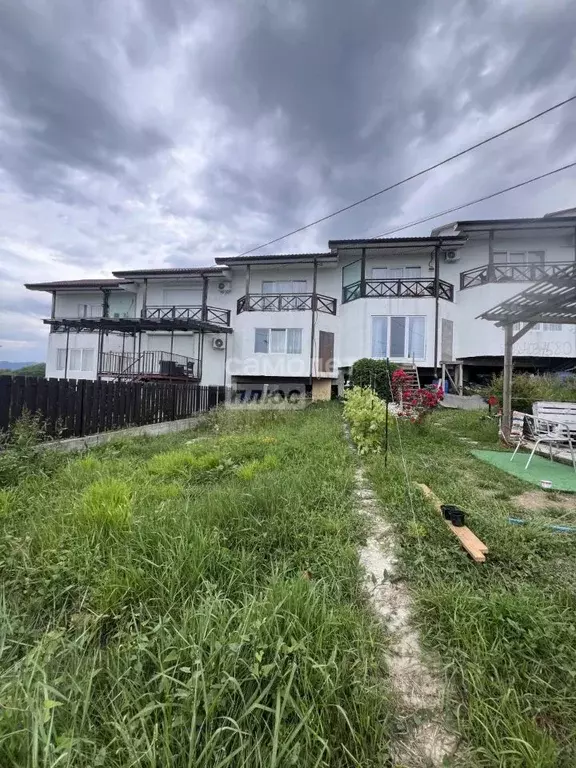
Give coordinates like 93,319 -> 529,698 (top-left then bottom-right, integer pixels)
0,404 -> 392,767
367,408 -> 576,767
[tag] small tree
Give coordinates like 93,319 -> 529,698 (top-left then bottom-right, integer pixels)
349,358 -> 398,401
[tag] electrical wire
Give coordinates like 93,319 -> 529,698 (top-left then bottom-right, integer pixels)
373,161 -> 576,237
236,94 -> 576,256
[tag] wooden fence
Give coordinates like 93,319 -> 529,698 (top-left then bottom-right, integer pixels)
0,376 -> 227,438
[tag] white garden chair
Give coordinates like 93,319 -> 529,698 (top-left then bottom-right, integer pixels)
510,411 -> 576,472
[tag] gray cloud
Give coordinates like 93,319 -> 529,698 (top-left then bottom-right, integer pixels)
0,0 -> 575,361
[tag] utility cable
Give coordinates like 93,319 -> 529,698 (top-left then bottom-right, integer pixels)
236,94 -> 576,256
373,161 -> 576,237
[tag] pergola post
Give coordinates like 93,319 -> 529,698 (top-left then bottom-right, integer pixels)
502,323 -> 514,438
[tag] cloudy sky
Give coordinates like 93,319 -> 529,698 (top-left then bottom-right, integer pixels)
1,0 -> 575,361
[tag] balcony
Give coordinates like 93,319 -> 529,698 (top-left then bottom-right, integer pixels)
99,351 -> 201,381
342,278 -> 454,303
144,305 -> 231,325
460,262 -> 574,290
237,293 -> 337,315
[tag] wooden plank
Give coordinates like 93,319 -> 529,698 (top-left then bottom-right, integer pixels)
415,483 -> 488,563
46,378 -> 59,437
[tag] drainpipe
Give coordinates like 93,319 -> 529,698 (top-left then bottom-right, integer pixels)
309,257 -> 318,382
433,244 -> 440,377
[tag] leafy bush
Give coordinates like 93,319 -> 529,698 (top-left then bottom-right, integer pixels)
391,369 -> 443,423
349,358 -> 398,401
0,410 -> 61,487
343,386 -> 388,454
488,372 -> 576,413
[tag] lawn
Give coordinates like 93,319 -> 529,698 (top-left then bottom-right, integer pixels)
366,408 -> 576,768
0,404 -> 392,767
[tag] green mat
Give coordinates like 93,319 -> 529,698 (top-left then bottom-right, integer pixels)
472,450 -> 576,493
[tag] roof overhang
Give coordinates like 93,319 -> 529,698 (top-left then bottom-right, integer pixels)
45,316 -> 232,334
478,264 -> 576,326
328,236 -> 467,250
111,267 -> 225,279
26,280 -> 127,292
433,217 -> 576,235
215,252 -> 335,266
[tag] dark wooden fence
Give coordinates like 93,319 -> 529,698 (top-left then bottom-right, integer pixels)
0,376 -> 227,438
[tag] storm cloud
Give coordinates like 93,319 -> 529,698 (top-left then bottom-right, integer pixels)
0,0 -> 575,360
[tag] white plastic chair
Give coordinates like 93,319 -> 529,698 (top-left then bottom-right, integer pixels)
510,412 -> 576,471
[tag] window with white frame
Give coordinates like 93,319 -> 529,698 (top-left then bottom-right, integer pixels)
77,303 -> 103,318
513,322 -> 563,332
493,251 -> 545,264
261,280 -> 307,294
371,316 -> 426,360
371,266 -> 422,279
254,328 -> 303,354
55,348 -> 95,371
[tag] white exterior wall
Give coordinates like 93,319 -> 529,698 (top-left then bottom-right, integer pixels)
40,222 -> 576,383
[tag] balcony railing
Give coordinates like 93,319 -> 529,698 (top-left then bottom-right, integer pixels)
99,350 -> 201,380
144,305 -> 231,325
460,262 -> 574,290
237,293 -> 337,315
342,278 -> 454,303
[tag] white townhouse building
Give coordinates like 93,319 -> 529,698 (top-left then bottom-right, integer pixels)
26,209 -> 576,398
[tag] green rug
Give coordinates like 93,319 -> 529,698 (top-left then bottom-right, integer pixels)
472,450 -> 576,493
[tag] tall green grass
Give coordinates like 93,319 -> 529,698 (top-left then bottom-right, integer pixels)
367,410 -> 576,767
0,404 -> 391,767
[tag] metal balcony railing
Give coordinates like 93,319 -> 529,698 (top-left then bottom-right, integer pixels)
460,262 -> 574,290
342,278 -> 454,303
236,293 -> 337,315
144,305 -> 231,325
99,350 -> 201,380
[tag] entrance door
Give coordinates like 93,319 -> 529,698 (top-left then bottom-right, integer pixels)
318,331 -> 335,373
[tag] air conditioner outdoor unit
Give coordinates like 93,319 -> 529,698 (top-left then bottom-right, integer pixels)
212,337 -> 225,350
444,250 -> 460,263
218,280 -> 232,293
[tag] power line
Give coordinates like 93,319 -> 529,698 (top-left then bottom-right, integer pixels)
236,93 -> 576,256
373,162 -> 576,237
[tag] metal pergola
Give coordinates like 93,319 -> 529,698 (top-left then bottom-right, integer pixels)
479,263 -> 576,434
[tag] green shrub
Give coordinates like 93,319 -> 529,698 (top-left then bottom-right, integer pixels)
343,386 -> 388,454
80,479 -> 133,527
349,358 -> 398,401
488,373 -> 576,413
0,410 -> 61,487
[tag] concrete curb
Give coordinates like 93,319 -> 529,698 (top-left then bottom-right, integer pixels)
41,415 -> 206,453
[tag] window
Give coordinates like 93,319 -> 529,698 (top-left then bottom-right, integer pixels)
371,316 -> 426,360
342,260 -> 361,287
78,303 -> 103,318
254,328 -> 302,354
262,280 -> 307,293
493,251 -> 544,264
56,348 -> 95,372
371,266 -> 421,279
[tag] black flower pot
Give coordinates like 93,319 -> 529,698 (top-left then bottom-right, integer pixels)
441,504 -> 459,520
450,510 -> 465,527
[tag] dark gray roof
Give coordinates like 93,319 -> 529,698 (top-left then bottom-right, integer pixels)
329,235 -> 466,249
432,216 -> 576,234
112,266 -> 224,277
26,279 -> 125,291
215,252 -> 333,265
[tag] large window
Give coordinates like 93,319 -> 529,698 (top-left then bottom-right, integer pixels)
493,251 -> 545,264
371,266 -> 421,279
261,280 -> 307,294
78,303 -> 103,318
371,316 -> 426,360
254,328 -> 303,354
55,348 -> 95,372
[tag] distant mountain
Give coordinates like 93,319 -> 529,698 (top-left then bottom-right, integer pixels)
0,362 -> 46,376
0,361 -> 39,370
